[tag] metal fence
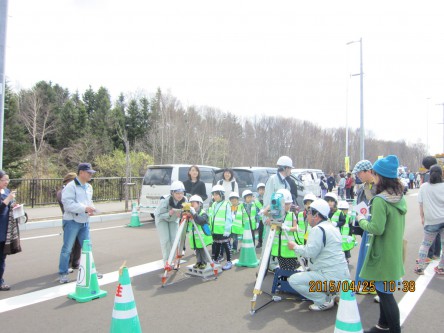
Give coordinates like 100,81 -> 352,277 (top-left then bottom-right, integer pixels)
9,177 -> 143,208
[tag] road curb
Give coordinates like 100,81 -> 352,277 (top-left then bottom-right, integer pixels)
19,212 -> 132,231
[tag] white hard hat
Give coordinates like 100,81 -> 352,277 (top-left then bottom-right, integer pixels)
242,189 -> 253,198
256,183 -> 266,189
276,156 -> 294,168
189,195 -> 203,204
338,200 -> 349,210
324,192 -> 338,203
276,189 -> 293,203
310,199 -> 330,219
170,181 -> 185,192
211,184 -> 225,193
303,193 -> 317,203
229,192 -> 240,199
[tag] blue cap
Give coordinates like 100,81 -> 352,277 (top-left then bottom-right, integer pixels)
78,163 -> 96,174
372,155 -> 399,179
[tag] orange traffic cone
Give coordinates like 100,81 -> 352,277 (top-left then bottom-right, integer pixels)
110,264 -> 142,333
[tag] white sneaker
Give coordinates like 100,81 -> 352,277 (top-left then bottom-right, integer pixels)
59,274 -> 69,284
374,295 -> 380,303
68,268 -> 74,273
309,299 -> 334,311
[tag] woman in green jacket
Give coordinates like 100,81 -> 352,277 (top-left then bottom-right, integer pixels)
357,155 -> 406,333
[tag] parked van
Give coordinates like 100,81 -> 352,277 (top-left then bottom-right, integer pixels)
139,164 -> 218,217
291,168 -> 325,197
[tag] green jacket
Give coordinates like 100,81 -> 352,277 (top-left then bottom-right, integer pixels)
358,192 -> 406,281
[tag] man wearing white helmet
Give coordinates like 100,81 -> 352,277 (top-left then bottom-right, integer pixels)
188,195 -> 212,269
154,181 -> 187,264
255,183 -> 266,248
287,199 -> 350,311
261,156 -> 294,271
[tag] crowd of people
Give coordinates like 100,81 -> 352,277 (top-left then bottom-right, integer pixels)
1,153 -> 443,333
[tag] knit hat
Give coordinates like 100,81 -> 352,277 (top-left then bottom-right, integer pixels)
352,160 -> 372,174
372,155 -> 399,179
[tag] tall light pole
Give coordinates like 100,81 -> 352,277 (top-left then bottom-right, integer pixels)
436,103 -> 444,153
426,97 -> 430,153
0,0 -> 9,170
346,38 -> 364,160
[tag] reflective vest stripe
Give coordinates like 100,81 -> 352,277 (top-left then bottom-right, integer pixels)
271,211 -> 297,258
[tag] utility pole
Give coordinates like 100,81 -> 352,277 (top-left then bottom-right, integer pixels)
0,0 -> 9,170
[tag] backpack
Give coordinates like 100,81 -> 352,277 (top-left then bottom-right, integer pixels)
218,179 -> 235,192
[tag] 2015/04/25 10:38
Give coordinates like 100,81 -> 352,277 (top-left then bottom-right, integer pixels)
308,280 -> 416,293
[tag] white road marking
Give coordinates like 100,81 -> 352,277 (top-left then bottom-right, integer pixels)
399,261 -> 439,325
0,258 -> 234,314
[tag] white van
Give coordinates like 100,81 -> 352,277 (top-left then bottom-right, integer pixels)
139,164 -> 218,217
291,168 -> 325,197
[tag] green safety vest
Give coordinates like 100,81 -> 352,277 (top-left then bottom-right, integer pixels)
331,210 -> 355,251
297,211 -> 311,245
231,204 -> 244,235
210,200 -> 230,235
188,209 -> 213,249
271,211 -> 297,258
242,203 -> 258,231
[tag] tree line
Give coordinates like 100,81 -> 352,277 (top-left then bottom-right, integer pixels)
2,80 -> 426,179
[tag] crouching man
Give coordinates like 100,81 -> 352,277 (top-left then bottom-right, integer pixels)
287,199 -> 350,311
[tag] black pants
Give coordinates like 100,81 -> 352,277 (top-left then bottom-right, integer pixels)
69,238 -> 82,268
376,290 -> 401,333
0,241 -> 6,284
257,221 -> 264,244
212,235 -> 231,262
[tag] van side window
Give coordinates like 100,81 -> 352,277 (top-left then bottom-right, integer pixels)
179,167 -> 189,182
200,169 -> 214,183
256,170 -> 269,185
143,168 -> 173,185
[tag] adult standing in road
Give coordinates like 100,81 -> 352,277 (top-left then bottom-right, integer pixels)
57,172 -> 81,273
0,171 -> 16,291
261,156 -> 293,271
414,164 -> 444,275
351,160 -> 376,292
183,165 -> 208,202
357,155 -> 406,333
327,172 -> 336,192
287,199 -> 350,311
58,163 -> 98,284
345,173 -> 353,200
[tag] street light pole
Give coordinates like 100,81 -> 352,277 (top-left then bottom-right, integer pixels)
0,0 -> 9,170
436,103 -> 444,153
346,38 -> 365,160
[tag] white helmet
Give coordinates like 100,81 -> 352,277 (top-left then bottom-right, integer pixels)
189,195 -> 203,204
338,200 -> 349,210
256,182 -> 266,189
303,193 -> 317,203
170,181 -> 185,192
276,189 -> 293,203
276,156 -> 294,168
310,199 -> 330,219
324,192 -> 338,203
242,189 -> 253,198
229,192 -> 240,199
211,184 -> 225,193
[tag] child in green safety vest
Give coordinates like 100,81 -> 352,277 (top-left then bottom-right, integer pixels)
188,195 -> 213,269
255,183 -> 265,248
297,193 -> 317,245
325,192 -> 351,263
271,189 -> 300,271
229,192 -> 243,253
337,200 -> 357,260
209,184 -> 233,270
241,190 -> 258,247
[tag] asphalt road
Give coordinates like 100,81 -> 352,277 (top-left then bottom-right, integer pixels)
0,189 -> 442,333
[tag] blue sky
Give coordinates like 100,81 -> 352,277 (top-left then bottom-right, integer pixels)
5,0 -> 444,156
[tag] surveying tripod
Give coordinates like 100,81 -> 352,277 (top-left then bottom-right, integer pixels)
161,203 -> 218,287
250,218 -> 306,314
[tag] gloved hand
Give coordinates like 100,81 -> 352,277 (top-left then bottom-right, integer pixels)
189,207 -> 196,215
281,224 -> 290,232
346,236 -> 354,243
223,231 -> 231,237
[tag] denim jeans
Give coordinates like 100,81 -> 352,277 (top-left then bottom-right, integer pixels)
58,220 -> 90,275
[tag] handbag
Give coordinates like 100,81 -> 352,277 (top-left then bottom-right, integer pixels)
3,208 -> 22,255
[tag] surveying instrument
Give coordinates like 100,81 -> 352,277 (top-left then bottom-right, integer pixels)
161,202 -> 220,287
250,192 -> 306,314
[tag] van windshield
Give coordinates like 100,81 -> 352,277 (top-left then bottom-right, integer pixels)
143,168 -> 173,186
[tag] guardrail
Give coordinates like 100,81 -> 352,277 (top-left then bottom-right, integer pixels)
8,177 -> 143,208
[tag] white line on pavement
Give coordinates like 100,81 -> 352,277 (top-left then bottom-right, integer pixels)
399,261 -> 439,325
